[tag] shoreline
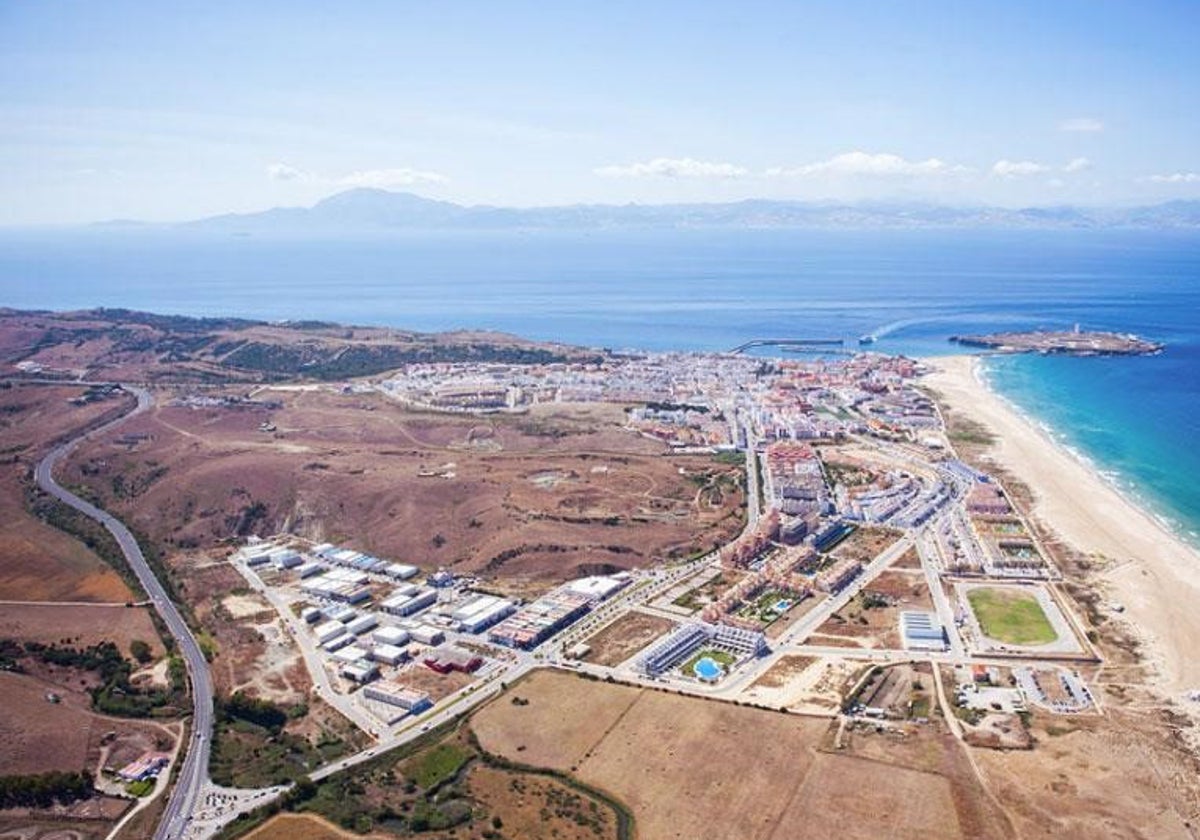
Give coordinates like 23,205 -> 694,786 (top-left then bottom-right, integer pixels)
922,354 -> 1200,699
973,356 -> 1200,552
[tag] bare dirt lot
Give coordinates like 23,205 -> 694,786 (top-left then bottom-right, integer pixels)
63,388 -> 745,584
168,554 -> 309,703
813,570 -> 934,648
0,810 -> 131,840
751,655 -> 819,689
742,656 -> 864,715
0,602 -> 165,662
830,524 -> 904,563
580,611 -> 677,667
0,384 -> 135,602
974,709 -> 1200,839
388,662 -> 477,703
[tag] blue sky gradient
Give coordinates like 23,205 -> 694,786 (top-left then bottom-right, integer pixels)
2,1 -> 1198,223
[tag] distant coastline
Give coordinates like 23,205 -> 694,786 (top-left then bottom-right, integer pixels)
62,188 -> 1200,234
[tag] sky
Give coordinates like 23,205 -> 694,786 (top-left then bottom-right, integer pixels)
1,1 -> 1198,224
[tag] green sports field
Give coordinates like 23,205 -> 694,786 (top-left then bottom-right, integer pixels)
967,587 -> 1057,645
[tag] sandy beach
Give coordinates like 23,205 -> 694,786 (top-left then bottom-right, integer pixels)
923,354 -> 1200,698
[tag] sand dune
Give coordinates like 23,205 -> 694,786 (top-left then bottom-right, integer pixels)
923,355 -> 1200,698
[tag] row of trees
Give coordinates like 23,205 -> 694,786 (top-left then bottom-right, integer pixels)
0,770 -> 93,809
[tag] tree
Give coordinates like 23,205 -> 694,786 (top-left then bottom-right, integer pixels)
129,639 -> 153,664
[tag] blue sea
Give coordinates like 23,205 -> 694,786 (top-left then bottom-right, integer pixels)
2,226 -> 1198,543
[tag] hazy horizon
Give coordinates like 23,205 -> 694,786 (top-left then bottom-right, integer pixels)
2,2 -> 1199,225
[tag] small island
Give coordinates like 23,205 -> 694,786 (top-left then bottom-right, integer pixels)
950,327 -> 1163,356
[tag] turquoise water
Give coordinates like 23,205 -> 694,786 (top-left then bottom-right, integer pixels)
983,352 -> 1200,546
1,227 -> 1197,543
694,657 -> 723,680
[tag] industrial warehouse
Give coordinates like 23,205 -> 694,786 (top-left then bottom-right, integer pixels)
232,537 -> 635,727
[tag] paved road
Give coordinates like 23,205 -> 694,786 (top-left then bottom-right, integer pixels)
34,387 -> 214,840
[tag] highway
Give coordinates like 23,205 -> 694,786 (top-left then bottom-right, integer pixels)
34,386 -> 214,840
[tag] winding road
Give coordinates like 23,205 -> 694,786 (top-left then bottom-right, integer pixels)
34,386 -> 213,840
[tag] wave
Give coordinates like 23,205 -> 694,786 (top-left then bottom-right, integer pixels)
977,356 -> 1200,551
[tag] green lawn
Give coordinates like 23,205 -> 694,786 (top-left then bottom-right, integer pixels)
401,742 -> 471,790
125,778 -> 155,797
680,648 -> 736,677
967,588 -> 1057,645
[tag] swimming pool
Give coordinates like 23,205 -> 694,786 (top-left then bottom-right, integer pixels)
693,656 -> 724,682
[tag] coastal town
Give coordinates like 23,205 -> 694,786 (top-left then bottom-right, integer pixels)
137,344 -> 1117,836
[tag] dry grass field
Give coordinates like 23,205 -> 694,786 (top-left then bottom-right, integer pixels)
63,388 -> 744,583
0,813 -> 128,840
581,611 -> 678,667
472,669 -> 1066,840
473,671 -> 829,840
0,384 -> 135,602
0,671 -> 174,776
242,813 -> 363,840
466,765 -> 618,840
0,602 -> 165,661
0,670 -> 100,774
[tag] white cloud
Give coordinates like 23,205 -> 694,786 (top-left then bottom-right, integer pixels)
1144,172 -> 1200,184
266,163 -> 446,188
594,157 -> 749,179
992,159 -> 1051,177
1059,117 -> 1104,133
267,162 -> 310,181
1063,157 -> 1092,173
766,151 -> 958,178
337,168 -> 445,187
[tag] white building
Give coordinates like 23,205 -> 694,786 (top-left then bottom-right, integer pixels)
362,681 -> 431,712
409,625 -> 444,646
314,621 -> 347,644
563,575 -> 630,603
380,588 -> 437,617
373,626 -> 410,647
451,594 -> 516,633
371,644 -> 409,666
384,563 -> 420,580
340,661 -> 378,683
345,614 -> 378,635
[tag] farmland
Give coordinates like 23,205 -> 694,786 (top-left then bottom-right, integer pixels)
0,602 -> 165,662
0,670 -> 177,777
0,383 -> 136,602
469,669 -> 1006,840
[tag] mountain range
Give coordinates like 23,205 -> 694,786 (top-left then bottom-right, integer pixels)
128,189 -> 1200,232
